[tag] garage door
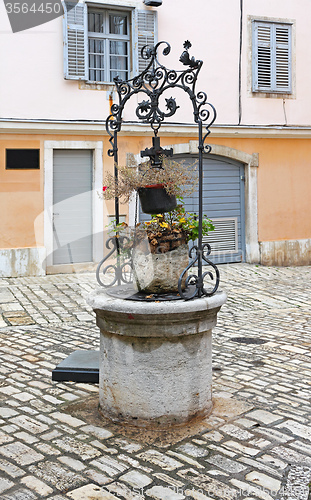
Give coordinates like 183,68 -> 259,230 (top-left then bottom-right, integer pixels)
52,150 -> 93,265
139,155 -> 245,265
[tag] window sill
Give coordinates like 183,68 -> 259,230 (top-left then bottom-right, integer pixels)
251,91 -> 295,99
79,81 -> 116,91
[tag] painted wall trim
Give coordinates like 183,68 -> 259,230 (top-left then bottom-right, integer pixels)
43,140 -> 104,274
2,119 -> 311,138
260,239 -> 311,266
0,247 -> 46,278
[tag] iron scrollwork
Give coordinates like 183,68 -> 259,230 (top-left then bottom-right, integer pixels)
97,40 -> 220,299
96,235 -> 133,288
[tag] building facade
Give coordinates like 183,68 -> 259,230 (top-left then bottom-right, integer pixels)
0,0 -> 310,277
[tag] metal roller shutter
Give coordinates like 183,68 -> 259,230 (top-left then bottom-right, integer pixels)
52,150 -> 93,265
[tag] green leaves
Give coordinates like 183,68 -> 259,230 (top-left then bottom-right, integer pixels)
144,204 -> 214,243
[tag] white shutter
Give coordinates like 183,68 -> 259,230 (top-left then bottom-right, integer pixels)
63,2 -> 88,80
275,25 -> 291,92
253,21 -> 291,93
137,10 -> 157,74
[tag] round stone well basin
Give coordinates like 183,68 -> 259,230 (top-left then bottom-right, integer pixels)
87,289 -> 227,427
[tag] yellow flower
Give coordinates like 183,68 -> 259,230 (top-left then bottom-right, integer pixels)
159,222 -> 169,228
189,225 -> 195,228
179,218 -> 186,223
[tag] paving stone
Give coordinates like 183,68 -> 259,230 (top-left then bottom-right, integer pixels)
0,458 -> 25,478
81,425 -> 113,440
21,475 -> 54,496
184,490 -> 217,500
229,478 -> 275,500
50,413 -> 86,427
1,488 -> 38,499
28,460 -> 86,491
167,450 -> 205,469
52,437 -> 101,460
58,456 -> 86,471
145,485 -> 185,499
85,469 -> 112,485
177,469 -> 238,499
11,415 -> 49,434
205,454 -> 247,473
137,450 -> 183,471
106,481 -> 147,499
276,419 -> 311,442
176,443 -> 209,458
244,471 -> 281,493
278,465 -> 311,500
270,446 -> 311,467
66,484 -> 119,499
245,410 -> 283,424
222,440 -> 260,456
0,408 -> 19,419
0,478 -> 14,494
119,469 -> 153,488
219,423 -> 254,440
14,431 -> 39,444
90,455 -> 128,476
0,442 -> 44,465
0,431 -> 14,445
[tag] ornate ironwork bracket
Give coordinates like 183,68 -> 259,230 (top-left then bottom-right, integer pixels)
96,40 -> 220,299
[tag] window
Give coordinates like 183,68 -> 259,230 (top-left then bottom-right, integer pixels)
252,20 -> 292,94
63,2 -> 157,84
88,10 -> 129,82
6,149 -> 40,170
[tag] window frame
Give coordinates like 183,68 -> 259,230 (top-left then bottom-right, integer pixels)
252,19 -> 292,95
87,7 -> 131,84
63,2 -> 157,87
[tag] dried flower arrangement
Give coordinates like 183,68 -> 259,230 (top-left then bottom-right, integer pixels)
102,156 -> 198,203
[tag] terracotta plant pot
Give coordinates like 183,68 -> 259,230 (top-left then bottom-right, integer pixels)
138,184 -> 177,214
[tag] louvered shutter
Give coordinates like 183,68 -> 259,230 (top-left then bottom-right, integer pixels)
253,21 -> 291,93
137,10 -> 157,74
275,24 -> 291,92
63,2 -> 88,80
253,22 -> 272,91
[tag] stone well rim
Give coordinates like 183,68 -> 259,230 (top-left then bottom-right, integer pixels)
87,289 -> 227,316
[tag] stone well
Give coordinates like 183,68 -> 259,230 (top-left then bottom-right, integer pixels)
87,290 -> 227,427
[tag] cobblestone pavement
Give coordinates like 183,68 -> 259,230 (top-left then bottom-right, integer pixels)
0,264 -> 310,499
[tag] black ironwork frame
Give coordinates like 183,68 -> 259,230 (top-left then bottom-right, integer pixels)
96,40 -> 220,299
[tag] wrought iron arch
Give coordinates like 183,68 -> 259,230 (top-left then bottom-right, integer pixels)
97,40 -> 220,300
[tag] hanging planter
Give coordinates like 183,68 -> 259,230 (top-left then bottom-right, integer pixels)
138,184 -> 177,214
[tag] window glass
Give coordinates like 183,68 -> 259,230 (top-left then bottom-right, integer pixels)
89,39 -> 105,82
88,11 -> 104,33
109,14 -> 127,35
87,9 -> 129,82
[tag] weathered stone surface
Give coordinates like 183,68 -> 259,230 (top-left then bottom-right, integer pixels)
132,243 -> 189,293
88,290 -> 226,426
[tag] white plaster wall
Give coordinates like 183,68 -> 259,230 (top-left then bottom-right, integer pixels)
0,0 -> 310,126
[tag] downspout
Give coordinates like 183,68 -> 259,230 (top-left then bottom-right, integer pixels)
238,0 -> 243,125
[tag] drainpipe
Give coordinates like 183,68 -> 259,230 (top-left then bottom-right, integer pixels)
238,0 -> 243,125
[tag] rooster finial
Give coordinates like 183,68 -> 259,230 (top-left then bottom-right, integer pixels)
179,41 -> 200,68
